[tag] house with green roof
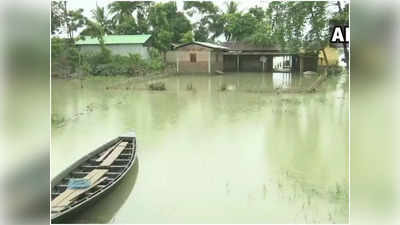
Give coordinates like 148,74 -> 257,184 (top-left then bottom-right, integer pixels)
76,34 -> 152,59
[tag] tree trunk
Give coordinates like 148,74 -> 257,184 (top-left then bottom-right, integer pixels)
321,48 -> 329,66
343,42 -> 349,72
337,1 -> 349,72
163,51 -> 167,63
321,48 -> 329,77
63,1 -> 72,40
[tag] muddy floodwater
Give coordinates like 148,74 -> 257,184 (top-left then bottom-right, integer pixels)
51,73 -> 349,223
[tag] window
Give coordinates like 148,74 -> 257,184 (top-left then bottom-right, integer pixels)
190,53 -> 197,63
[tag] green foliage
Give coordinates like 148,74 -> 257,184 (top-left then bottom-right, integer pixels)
226,1 -> 238,14
65,8 -> 86,40
51,1 -> 344,77
184,1 -> 222,41
330,3 -> 349,27
149,2 -> 192,55
184,1 -> 219,15
51,37 -> 67,60
181,31 -> 194,43
91,5 -> 114,34
80,51 -> 165,76
248,6 -> 265,20
193,23 -> 209,41
249,21 -> 274,46
224,12 -> 257,41
326,65 -> 343,75
51,37 -> 80,76
51,1 -> 64,35
108,1 -> 151,34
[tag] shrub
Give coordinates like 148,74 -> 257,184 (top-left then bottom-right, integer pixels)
327,65 -> 343,75
52,38 -> 167,77
148,81 -> 166,91
51,38 -> 80,76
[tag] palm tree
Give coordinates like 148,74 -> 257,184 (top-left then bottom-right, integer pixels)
90,5 -> 113,34
226,1 -> 238,14
108,1 -> 144,25
108,1 -> 152,34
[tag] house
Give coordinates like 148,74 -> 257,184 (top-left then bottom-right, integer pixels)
76,35 -> 152,59
318,46 -> 340,66
168,41 -> 230,74
222,42 -> 318,73
222,42 -> 279,72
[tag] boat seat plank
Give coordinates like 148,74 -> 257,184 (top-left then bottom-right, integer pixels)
67,177 -> 107,204
80,165 -> 127,169
100,142 -> 128,166
52,176 -> 108,212
51,169 -> 98,206
51,169 -> 108,209
96,140 -> 122,162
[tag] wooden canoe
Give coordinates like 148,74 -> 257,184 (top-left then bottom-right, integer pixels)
51,132 -> 137,223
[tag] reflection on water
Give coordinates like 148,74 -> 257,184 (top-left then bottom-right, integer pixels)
51,73 -> 348,223
273,72 -> 293,89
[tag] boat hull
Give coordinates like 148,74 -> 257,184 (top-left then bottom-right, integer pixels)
51,132 -> 136,223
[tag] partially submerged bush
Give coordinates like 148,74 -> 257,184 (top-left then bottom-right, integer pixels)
326,65 -> 343,75
220,83 -> 227,91
148,81 -> 166,91
51,38 -> 80,77
81,52 -> 166,76
52,40 -> 166,77
186,83 -> 194,91
318,65 -> 343,76
220,83 -> 236,91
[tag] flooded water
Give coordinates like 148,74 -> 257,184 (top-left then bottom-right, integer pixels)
51,73 -> 349,223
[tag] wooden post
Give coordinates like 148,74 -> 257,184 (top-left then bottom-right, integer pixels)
299,55 -> 304,75
208,77 -> 211,93
237,55 -> 240,72
176,52 -> 179,73
208,51 -> 211,74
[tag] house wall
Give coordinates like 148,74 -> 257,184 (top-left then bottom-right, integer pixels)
78,44 -> 149,59
166,51 -> 176,63
210,51 -> 224,73
318,47 -> 339,66
175,44 -> 211,74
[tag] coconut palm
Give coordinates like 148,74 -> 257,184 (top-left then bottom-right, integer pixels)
108,1 -> 145,25
108,1 -> 152,34
90,5 -> 113,34
226,1 -> 238,14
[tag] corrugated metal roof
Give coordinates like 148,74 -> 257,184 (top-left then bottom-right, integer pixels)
76,35 -> 151,45
221,42 -> 280,51
193,41 -> 230,50
175,41 -> 230,50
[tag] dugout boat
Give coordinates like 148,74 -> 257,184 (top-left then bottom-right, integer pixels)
51,132 -> 137,223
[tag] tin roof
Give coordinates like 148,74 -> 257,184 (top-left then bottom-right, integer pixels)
76,35 -> 151,45
175,41 -> 230,50
221,42 -> 280,51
